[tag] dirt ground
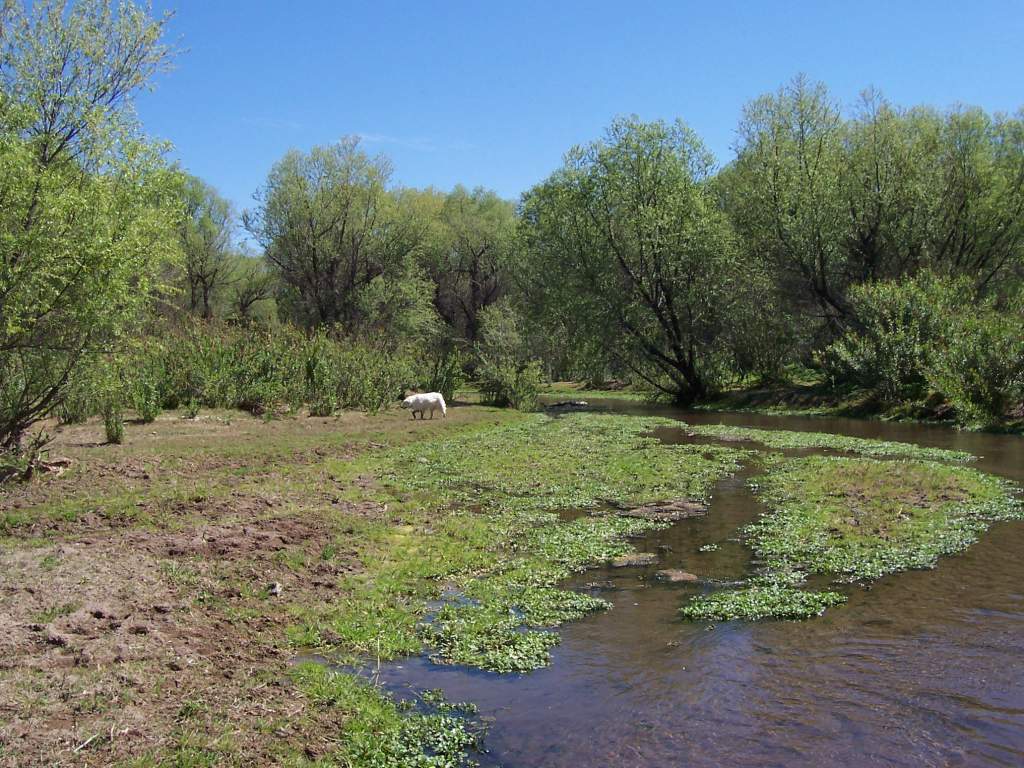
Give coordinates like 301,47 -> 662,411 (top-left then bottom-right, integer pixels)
0,405 -> 512,767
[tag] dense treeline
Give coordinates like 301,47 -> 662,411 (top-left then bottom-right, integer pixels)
2,1 -> 1023,475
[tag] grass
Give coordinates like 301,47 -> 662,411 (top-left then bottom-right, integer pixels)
290,663 -> 486,768
293,413 -> 746,672
681,580 -> 846,621
538,381 -> 655,401
683,423 -> 974,461
682,454 -> 1020,621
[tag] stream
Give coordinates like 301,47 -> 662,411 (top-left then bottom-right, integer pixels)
353,405 -> 1024,767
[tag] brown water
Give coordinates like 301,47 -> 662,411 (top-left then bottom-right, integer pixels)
373,405 -> 1024,767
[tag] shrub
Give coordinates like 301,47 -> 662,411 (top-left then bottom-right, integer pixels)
474,302 -> 545,411
477,358 -> 543,411
423,348 -> 465,403
130,355 -> 164,423
304,331 -> 339,416
103,405 -> 124,444
57,360 -> 101,425
822,274 -> 963,403
925,305 -> 1024,426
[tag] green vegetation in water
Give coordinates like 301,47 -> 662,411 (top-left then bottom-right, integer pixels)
680,579 -> 846,621
683,423 -> 974,462
293,663 -> 485,768
682,454 -> 1020,621
296,413 -> 745,673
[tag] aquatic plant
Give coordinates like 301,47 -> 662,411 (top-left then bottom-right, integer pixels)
681,581 -> 846,621
682,453 -> 1020,621
683,423 -> 974,462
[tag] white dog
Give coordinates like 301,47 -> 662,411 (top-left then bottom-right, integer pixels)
401,392 -> 447,420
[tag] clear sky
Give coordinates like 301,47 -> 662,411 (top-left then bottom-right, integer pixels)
137,0 -> 1024,219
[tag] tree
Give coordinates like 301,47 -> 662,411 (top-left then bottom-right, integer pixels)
180,175 -> 235,319
519,116 -> 742,404
726,75 -> 848,329
724,77 -> 1024,336
244,138 -> 423,330
425,186 -> 515,343
231,258 -> 275,321
0,0 -> 179,451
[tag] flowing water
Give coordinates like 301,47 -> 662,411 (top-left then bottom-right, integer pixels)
362,405 -> 1024,767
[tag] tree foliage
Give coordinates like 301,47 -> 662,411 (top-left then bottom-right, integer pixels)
519,116 -> 742,404
180,174 -> 235,319
0,0 -> 180,449
725,75 -> 1024,333
425,185 -> 515,343
244,138 -> 424,331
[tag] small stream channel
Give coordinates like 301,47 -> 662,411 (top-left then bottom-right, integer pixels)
315,403 -> 1024,767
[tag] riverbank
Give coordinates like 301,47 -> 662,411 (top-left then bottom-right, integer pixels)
2,404 -> 1020,767
0,406 -> 745,766
699,381 -> 1024,433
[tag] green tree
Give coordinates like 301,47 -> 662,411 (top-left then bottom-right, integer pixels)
180,174 -> 235,319
519,116 -> 741,404
0,0 -> 179,452
244,138 -> 423,330
230,257 -> 275,321
725,77 -> 1024,334
726,75 -> 848,329
425,185 -> 516,343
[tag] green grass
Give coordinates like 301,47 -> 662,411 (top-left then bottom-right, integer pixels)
682,454 -> 1020,621
291,663 -> 485,768
752,456 -> 1020,580
294,414 -> 746,672
683,423 -> 974,461
538,381 -> 655,401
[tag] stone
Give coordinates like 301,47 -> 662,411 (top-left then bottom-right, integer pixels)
610,552 -> 658,568
619,499 -> 707,522
655,569 -> 699,583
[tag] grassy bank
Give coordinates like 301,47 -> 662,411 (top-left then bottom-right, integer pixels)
682,452 -> 1020,621
1,408 -> 743,767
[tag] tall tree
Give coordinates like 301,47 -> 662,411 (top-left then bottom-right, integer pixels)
725,76 -> 1024,335
180,175 -> 235,318
231,258 -> 275,321
0,0 -> 179,450
244,138 -> 422,330
519,116 -> 741,404
727,75 -> 848,329
427,186 -> 515,343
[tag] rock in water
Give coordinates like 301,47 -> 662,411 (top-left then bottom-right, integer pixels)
655,570 -> 699,583
619,499 -> 707,522
610,552 -> 658,568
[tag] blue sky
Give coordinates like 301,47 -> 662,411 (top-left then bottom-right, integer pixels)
137,1 -> 1024,219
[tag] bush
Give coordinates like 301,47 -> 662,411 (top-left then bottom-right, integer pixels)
477,358 -> 543,411
103,405 -> 124,444
474,302 -> 544,411
304,331 -> 340,416
130,355 -> 164,423
423,348 -> 465,403
144,320 -> 418,416
925,306 -> 1024,426
57,360 -> 101,425
822,274 -> 962,403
